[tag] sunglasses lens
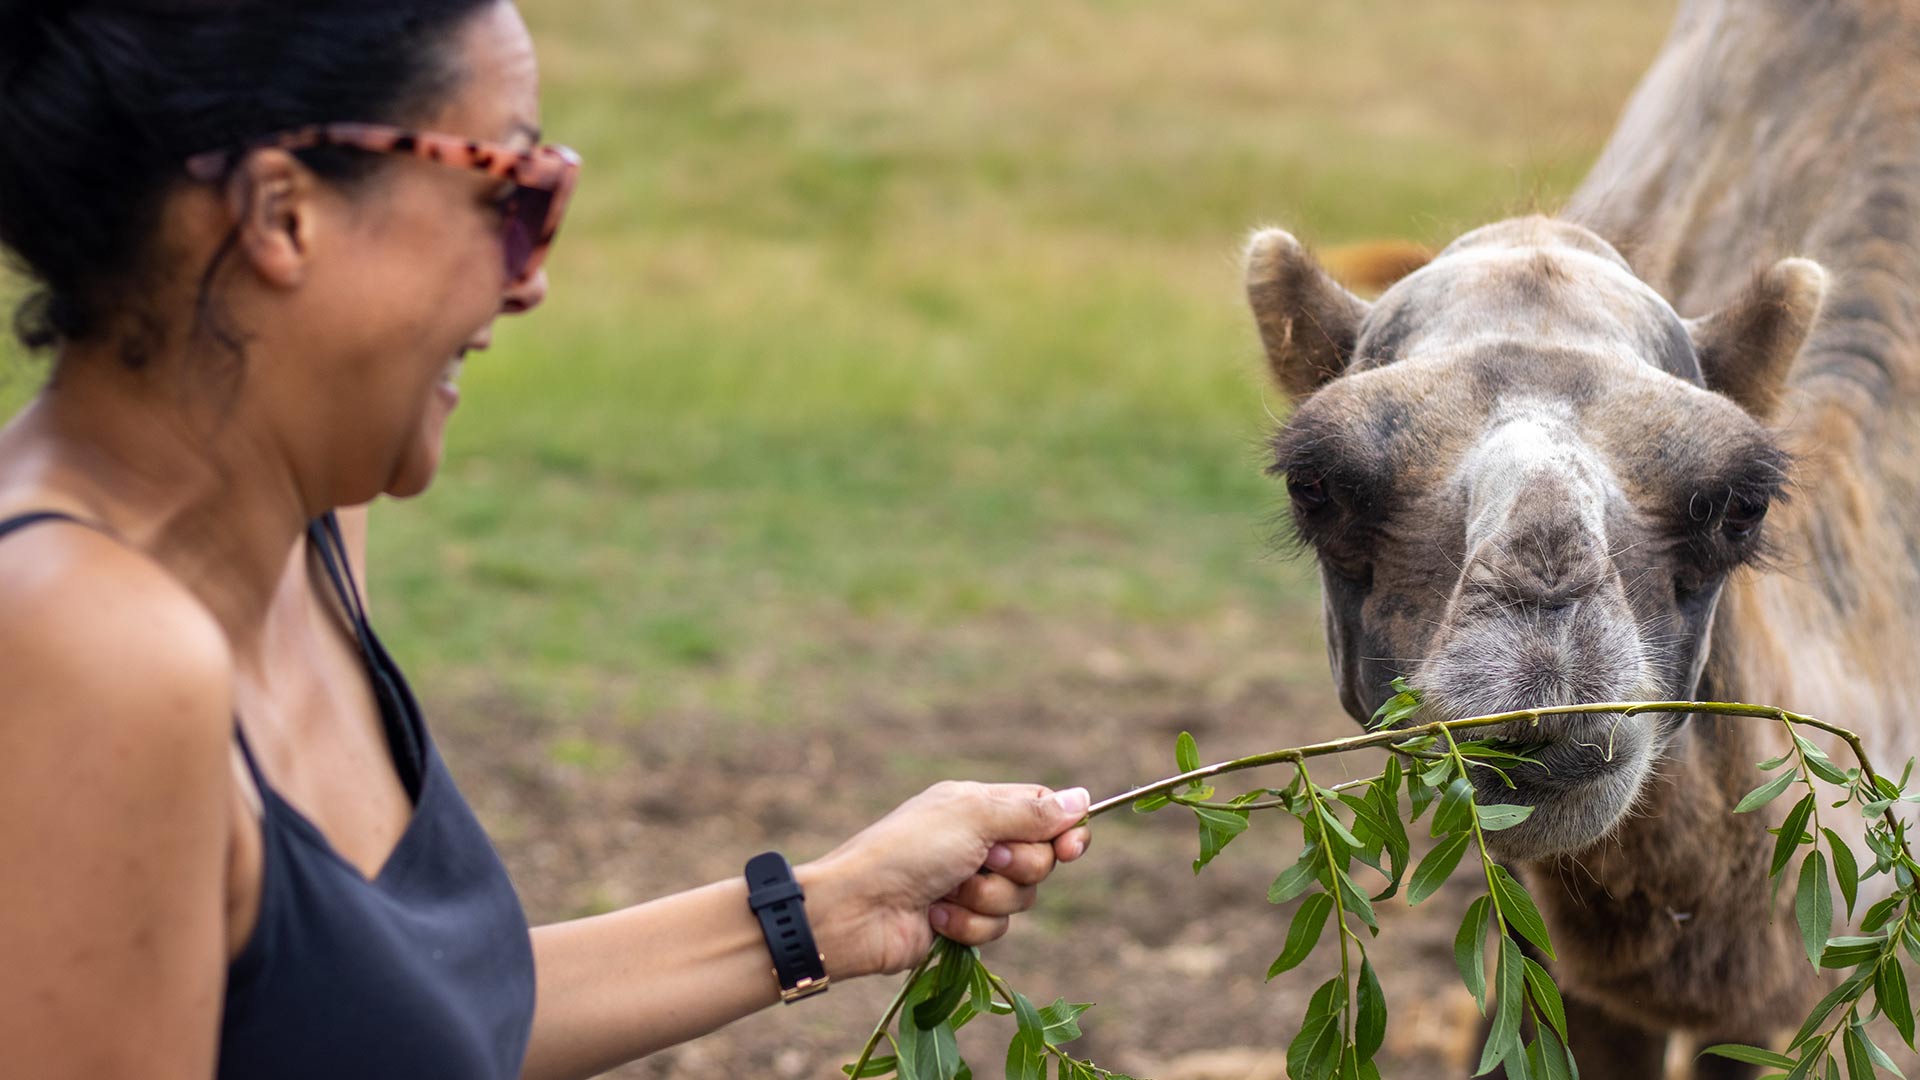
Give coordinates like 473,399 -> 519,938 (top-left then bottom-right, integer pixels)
501,185 -> 555,281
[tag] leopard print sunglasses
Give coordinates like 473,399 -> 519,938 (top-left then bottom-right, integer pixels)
187,122 -> 582,285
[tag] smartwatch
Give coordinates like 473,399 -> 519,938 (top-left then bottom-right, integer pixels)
744,851 -> 830,1003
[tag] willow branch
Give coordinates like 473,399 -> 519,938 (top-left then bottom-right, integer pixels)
847,948 -> 934,1077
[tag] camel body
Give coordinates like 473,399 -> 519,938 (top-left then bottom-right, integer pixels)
1244,1 -> 1920,1072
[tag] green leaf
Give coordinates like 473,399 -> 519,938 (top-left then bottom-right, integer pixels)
967,960 -> 1003,1017
1011,991 -> 1045,1037
843,1053 -> 900,1077
1408,769 -> 1440,822
1536,1024 -> 1578,1080
1699,1044 -> 1798,1069
1759,753 -> 1794,771
1819,937 -> 1884,969
1794,737 -> 1852,785
1288,978 -> 1347,1080
1316,801 -> 1365,851
1036,999 -> 1091,1046
1785,1049 -> 1824,1080
1773,794 -> 1816,878
1191,806 -> 1250,873
1843,1024 -> 1876,1080
1372,782 -> 1411,892
1823,829 -> 1860,919
1863,895 -> 1903,934
1268,892 -> 1335,979
1339,791 -> 1393,843
1270,847 -> 1324,905
1877,958 -> 1914,1049
1369,680 -> 1423,730
1476,935 -> 1525,1075
1475,803 -> 1537,832
912,1022 -> 963,1080
1454,895 -> 1492,1012
1433,777 -> 1474,838
1853,1019 -> 1904,1076
1796,852 -> 1833,970
1355,954 -> 1387,1064
1131,792 -> 1171,813
1286,1013 -> 1341,1080
1176,731 -> 1199,774
1792,967 -> 1877,1048
1735,771 -> 1798,813
1002,994 -> 1048,1080
1522,956 -> 1568,1041
1337,870 -> 1379,932
912,941 -> 977,1030
1491,864 -> 1556,961
1410,832 -> 1472,904
1004,1030 -> 1045,1080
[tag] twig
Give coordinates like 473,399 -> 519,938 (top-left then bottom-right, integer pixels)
847,949 -> 934,1078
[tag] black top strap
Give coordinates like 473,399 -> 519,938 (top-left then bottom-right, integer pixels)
306,511 -> 426,799
308,514 -> 381,678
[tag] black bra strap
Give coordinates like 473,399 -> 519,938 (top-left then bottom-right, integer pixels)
0,510 -> 85,542
231,719 -> 271,788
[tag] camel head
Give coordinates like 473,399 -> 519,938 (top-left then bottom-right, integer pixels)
1247,216 -> 1825,859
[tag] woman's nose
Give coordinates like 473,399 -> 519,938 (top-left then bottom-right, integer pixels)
502,267 -> 549,315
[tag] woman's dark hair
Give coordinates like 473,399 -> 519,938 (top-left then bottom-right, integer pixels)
0,0 -> 500,358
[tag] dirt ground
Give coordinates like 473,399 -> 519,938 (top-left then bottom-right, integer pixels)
432,608 -> 1494,1079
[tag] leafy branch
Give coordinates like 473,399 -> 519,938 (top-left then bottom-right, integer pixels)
844,693 -> 1920,1080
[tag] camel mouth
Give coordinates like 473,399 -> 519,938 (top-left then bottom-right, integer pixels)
1461,713 -> 1659,860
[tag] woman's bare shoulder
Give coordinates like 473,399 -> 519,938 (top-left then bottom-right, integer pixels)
0,520 -> 233,740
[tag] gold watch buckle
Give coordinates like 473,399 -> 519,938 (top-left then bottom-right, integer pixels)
779,968 -> 831,1004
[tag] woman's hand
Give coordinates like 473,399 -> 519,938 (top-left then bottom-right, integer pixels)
799,781 -> 1092,978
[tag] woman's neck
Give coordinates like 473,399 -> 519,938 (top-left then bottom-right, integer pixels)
4,347 -> 313,658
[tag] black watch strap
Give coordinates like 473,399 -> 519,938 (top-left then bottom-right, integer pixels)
745,851 -> 829,1003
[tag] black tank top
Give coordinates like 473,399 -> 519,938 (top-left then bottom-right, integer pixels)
0,511 -> 537,1078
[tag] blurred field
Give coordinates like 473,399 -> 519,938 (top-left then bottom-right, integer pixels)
1,1 -> 1679,1076
368,0 -> 1673,722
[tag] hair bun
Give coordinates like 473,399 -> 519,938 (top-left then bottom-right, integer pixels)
0,0 -> 72,74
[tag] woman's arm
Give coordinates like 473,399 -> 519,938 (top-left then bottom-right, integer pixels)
0,528 -> 237,1079
519,781 -> 1091,1080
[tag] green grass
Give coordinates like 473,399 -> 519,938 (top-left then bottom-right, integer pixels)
0,0 -> 1676,727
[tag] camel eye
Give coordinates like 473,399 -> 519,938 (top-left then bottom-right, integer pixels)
1287,475 -> 1330,512
1723,493 -> 1768,539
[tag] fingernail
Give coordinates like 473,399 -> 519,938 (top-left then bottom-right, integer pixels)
1053,787 -> 1090,816
929,906 -> 950,930
986,843 -> 1013,870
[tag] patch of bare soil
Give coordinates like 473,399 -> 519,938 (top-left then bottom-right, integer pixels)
433,617 -> 1487,1079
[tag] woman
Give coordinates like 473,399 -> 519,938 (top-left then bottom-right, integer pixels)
0,1 -> 1092,1076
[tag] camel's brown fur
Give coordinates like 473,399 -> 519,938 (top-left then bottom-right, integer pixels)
1244,1 -> 1920,1073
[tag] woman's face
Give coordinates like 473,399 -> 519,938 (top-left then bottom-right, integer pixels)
279,1 -> 550,506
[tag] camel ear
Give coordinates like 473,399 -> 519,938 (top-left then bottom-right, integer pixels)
1245,228 -> 1372,400
1686,257 -> 1826,421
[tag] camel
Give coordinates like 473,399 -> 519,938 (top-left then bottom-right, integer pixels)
1242,0 -> 1920,1075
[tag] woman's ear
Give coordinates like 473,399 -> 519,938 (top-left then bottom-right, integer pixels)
227,149 -> 317,289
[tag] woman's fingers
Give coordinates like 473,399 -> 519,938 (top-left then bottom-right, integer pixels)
944,870 -> 1039,917
983,840 -> 1058,886
1053,825 -> 1092,863
929,903 -> 1011,947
